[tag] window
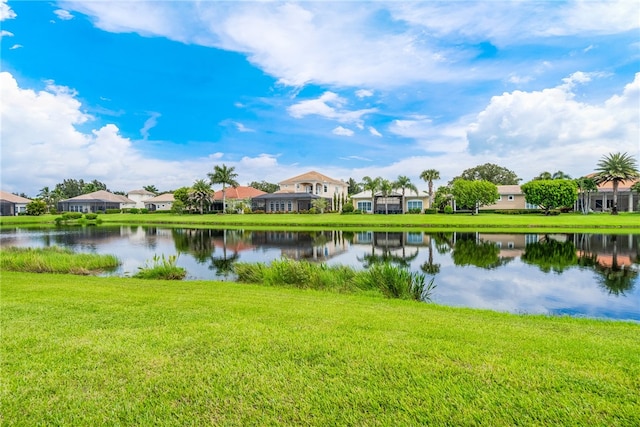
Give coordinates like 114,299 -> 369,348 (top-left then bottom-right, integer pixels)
525,202 -> 538,209
407,200 -> 423,211
497,195 -> 502,201
357,201 -> 372,212
508,195 -> 515,201
324,185 -> 328,192
287,201 -> 292,212
357,231 -> 373,243
407,232 -> 423,244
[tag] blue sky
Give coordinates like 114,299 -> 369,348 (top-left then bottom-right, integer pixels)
1,0 -> 639,196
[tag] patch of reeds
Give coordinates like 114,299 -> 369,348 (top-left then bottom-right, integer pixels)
133,254 -> 186,280
235,258 -> 433,301
0,246 -> 119,275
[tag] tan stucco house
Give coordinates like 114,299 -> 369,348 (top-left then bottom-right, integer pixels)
58,190 -> 136,213
482,185 -> 538,211
252,171 -> 348,212
127,189 -> 156,208
213,186 -> 266,212
350,190 -> 430,214
0,191 -> 31,216
144,193 -> 175,212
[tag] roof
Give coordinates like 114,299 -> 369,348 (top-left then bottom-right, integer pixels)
127,189 -> 156,196
253,193 -> 324,200
496,185 -> 523,195
350,190 -> 404,199
213,186 -> 266,200
278,171 -> 346,186
60,190 -> 135,204
0,190 -> 31,203
145,193 -> 174,203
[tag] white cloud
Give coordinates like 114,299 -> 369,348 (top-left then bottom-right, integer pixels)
0,0 -> 16,21
368,126 -> 382,137
0,72 -> 306,194
140,112 -> 161,140
332,126 -> 354,137
0,29 -> 13,38
356,89 -> 373,98
9,44 -> 22,50
466,72 -> 640,180
54,9 -> 74,21
233,122 -> 255,133
288,91 -> 377,128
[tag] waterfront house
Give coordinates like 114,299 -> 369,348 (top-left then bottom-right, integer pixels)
127,189 -> 156,208
212,186 -> 266,212
0,191 -> 31,216
144,193 -> 175,212
58,190 -> 136,213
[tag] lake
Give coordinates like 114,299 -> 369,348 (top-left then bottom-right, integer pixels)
2,226 -> 638,322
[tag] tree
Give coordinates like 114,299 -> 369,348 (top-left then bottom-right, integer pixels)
632,181 -> 640,211
37,186 -> 54,213
25,199 -> 47,216
533,171 -> 553,180
346,177 -> 361,194
393,175 -> 418,213
552,171 -> 571,180
361,176 -> 381,194
378,179 -> 393,214
247,181 -> 279,193
208,164 -> 239,213
451,179 -> 499,214
173,187 -> 191,210
420,169 -> 440,208
454,163 -> 521,185
575,177 -> 597,215
53,179 -> 109,199
520,179 -> 578,215
593,152 -> 640,214
189,179 -> 213,215
432,186 -> 452,212
144,185 -> 159,195
170,200 -> 185,215
311,198 -> 328,214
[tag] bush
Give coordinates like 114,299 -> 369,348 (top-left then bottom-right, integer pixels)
105,209 -> 122,214
424,208 -> 437,214
139,208 -> 149,214
444,206 -> 454,214
341,203 -> 354,213
133,254 -> 186,280
85,213 -> 98,220
62,212 -> 83,220
129,208 -> 139,214
407,208 -> 422,214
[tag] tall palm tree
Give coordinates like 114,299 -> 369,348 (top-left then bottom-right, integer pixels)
420,169 -> 440,208
189,179 -> 213,215
594,152 -> 640,214
552,171 -> 571,180
361,176 -> 381,213
208,164 -> 239,214
575,176 -> 597,214
393,175 -> 418,213
378,179 -> 393,214
37,186 -> 53,212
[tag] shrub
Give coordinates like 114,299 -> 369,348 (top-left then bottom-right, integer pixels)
407,208 -> 422,214
444,206 -> 454,214
357,263 -> 427,300
139,208 -> 149,214
85,213 -> 98,220
342,203 -> 355,213
129,208 -> 140,214
424,208 -> 437,214
62,212 -> 83,220
106,209 -> 122,214
133,254 -> 186,280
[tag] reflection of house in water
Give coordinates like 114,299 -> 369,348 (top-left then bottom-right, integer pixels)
351,231 -> 421,260
250,230 -> 348,261
572,234 -> 639,269
475,233 -> 543,259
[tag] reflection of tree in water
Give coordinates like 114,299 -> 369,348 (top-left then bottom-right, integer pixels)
358,250 -> 418,269
593,235 -> 638,296
452,237 -> 508,269
172,229 -> 216,263
210,251 -> 240,278
521,236 -> 578,273
420,235 -> 440,275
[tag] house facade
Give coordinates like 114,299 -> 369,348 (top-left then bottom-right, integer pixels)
144,193 -> 175,212
58,190 -> 136,213
0,191 -> 31,216
127,189 -> 156,208
212,186 -> 266,212
585,178 -> 639,213
251,171 -> 347,212
350,190 -> 429,214
482,185 -> 537,211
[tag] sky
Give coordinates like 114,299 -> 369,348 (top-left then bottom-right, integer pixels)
1,0 -> 639,196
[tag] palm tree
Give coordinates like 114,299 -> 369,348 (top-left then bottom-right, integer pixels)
534,171 -> 553,180
189,179 -> 213,215
311,198 -> 328,213
378,179 -> 393,214
361,176 -> 381,213
575,176 -> 597,214
37,186 -> 53,212
593,152 -> 640,214
420,169 -> 440,208
143,185 -> 159,195
208,164 -> 240,214
393,175 -> 418,213
552,171 -> 571,180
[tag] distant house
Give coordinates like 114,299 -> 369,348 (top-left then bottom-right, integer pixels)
588,178 -> 639,213
482,185 -> 537,211
144,193 -> 175,212
58,190 -> 136,213
0,191 -> 31,216
212,186 -> 266,212
252,171 -> 348,212
127,189 -> 156,208
350,190 -> 429,214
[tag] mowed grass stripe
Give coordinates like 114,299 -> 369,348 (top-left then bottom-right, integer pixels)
2,272 -> 639,426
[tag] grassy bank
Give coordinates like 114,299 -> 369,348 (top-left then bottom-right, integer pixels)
2,211 -> 640,232
0,246 -> 119,274
2,272 -> 638,426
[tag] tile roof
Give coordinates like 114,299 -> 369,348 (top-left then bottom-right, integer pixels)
0,190 -> 31,203
61,190 -> 135,204
145,193 -> 175,203
127,189 -> 156,196
213,186 -> 266,200
278,171 -> 346,186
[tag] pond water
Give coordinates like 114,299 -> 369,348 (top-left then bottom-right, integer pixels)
2,226 -> 639,322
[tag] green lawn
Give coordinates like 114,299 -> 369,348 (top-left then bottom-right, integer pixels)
2,211 -> 640,232
2,272 -> 638,426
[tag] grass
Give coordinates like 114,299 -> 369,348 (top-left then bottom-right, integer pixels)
2,211 -> 640,233
0,246 -> 119,275
2,272 -> 638,426
132,254 -> 186,280
235,258 -> 434,300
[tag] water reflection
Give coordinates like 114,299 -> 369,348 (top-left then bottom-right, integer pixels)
2,226 -> 638,320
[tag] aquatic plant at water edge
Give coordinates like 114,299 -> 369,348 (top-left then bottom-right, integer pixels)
133,254 -> 186,280
0,246 -> 119,274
